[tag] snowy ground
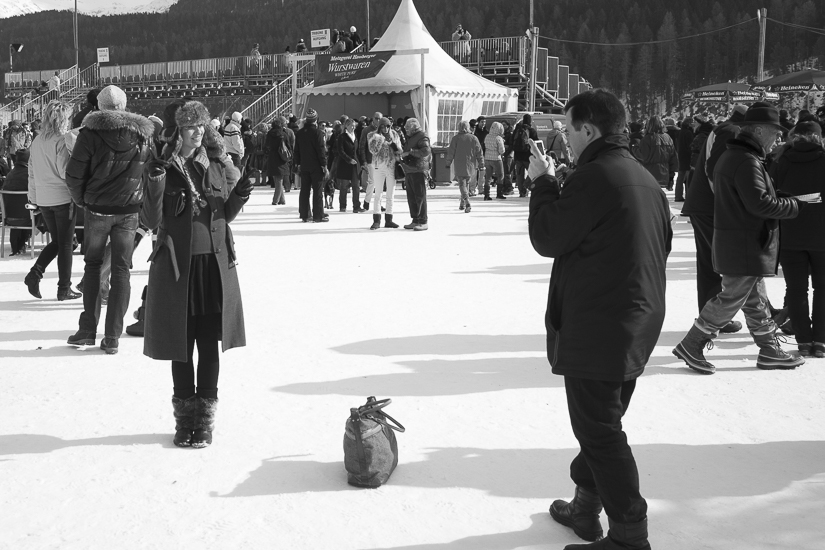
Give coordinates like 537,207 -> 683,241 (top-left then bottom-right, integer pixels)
1,185 -> 823,550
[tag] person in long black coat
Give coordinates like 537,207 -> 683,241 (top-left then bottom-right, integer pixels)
528,89 -> 671,550
770,121 -> 825,356
674,118 -> 694,201
142,100 -> 251,449
264,118 -> 292,206
336,117 -> 362,212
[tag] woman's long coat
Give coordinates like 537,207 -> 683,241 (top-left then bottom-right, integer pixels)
141,144 -> 247,362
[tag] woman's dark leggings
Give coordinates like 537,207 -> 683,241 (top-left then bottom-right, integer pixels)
171,313 -> 221,399
37,203 -> 77,290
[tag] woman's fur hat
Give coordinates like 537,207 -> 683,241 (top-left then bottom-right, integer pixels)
160,99 -> 225,160
176,101 -> 211,129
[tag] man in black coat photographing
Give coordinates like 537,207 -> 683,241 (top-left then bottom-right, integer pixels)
528,89 -> 672,550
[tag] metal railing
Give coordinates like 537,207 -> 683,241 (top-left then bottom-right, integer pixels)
241,57 -> 316,128
536,84 -> 566,108
439,37 -> 525,68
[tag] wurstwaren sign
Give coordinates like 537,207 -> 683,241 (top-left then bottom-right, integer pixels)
314,51 -> 395,86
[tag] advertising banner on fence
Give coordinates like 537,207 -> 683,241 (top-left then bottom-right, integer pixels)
314,51 -> 395,87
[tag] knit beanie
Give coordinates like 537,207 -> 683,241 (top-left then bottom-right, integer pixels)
97,85 -> 127,111
231,111 -> 242,123
305,108 -> 318,123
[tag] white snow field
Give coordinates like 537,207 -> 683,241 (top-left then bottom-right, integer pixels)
1,185 -> 823,550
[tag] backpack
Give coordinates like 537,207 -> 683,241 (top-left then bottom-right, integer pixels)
512,123 -> 530,153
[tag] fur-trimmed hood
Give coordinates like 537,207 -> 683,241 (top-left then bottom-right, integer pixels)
82,110 -> 154,153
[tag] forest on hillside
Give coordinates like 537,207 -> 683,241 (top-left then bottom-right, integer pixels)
2,0 -> 824,114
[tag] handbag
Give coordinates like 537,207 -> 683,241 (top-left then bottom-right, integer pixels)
343,396 -> 405,488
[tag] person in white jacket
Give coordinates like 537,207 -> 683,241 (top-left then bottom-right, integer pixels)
366,117 -> 402,230
223,112 -> 245,169
24,100 -> 81,301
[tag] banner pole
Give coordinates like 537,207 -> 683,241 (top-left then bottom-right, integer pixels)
420,53 -> 426,134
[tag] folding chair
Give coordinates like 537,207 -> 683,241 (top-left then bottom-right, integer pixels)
0,190 -> 42,259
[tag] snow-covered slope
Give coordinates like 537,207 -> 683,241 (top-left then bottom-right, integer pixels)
0,0 -> 177,19
0,0 -> 41,18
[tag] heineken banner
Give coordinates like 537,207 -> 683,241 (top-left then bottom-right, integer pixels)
314,51 -> 395,86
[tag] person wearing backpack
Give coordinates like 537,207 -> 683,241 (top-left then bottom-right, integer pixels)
512,114 -> 538,197
265,117 -> 292,205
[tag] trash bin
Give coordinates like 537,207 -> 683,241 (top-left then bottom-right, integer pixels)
430,147 -> 452,183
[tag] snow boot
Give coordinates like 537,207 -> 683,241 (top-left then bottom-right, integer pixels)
370,214 -> 381,230
363,201 -> 370,211
753,331 -> 805,370
384,214 -> 399,228
672,324 -> 716,374
563,517 -> 650,550
24,264 -> 45,299
191,397 -> 218,448
126,286 -> 147,337
549,486 -> 604,542
172,395 -> 198,447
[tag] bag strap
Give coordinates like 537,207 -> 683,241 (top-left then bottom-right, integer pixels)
369,409 -> 406,433
350,408 -> 370,478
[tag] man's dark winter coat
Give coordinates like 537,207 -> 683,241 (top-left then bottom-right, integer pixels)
769,141 -> 825,251
529,135 -> 672,382
293,122 -> 327,174
676,124 -> 694,171
682,120 -> 741,217
66,110 -> 154,214
712,133 -> 801,277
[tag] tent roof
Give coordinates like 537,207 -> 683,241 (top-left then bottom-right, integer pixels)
300,0 -> 515,98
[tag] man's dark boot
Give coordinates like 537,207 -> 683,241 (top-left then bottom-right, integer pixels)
384,214 -> 399,228
191,397 -> 218,449
57,287 -> 82,301
24,264 -> 45,299
363,201 -> 370,211
673,324 -> 716,374
753,331 -> 805,370
550,486 -> 604,542
564,517 -> 651,550
370,214 -> 381,230
172,395 -> 198,447
126,286 -> 147,337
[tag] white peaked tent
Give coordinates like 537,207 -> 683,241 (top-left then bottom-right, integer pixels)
297,0 -> 518,146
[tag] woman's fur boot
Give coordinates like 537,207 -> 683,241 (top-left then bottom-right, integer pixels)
191,397 -> 218,448
172,396 -> 199,447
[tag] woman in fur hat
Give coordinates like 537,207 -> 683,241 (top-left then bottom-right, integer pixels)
141,100 -> 252,448
366,117 -> 402,230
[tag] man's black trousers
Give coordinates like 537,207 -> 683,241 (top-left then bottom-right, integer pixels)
564,377 -> 647,524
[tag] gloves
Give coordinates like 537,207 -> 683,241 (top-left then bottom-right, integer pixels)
234,176 -> 254,198
145,154 -> 169,179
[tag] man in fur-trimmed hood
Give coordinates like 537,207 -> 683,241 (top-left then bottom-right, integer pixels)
66,84 -> 155,354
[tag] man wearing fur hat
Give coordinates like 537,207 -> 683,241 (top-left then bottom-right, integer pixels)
294,108 -> 329,222
65,85 -> 155,354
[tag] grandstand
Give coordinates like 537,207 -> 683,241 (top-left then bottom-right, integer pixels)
2,36 -> 590,127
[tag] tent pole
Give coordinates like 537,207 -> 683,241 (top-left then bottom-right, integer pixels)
420,53 -> 427,134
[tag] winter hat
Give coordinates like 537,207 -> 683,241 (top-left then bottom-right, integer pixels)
176,101 -> 211,128
13,148 -> 30,165
97,85 -> 127,111
740,103 -> 785,131
350,26 -> 357,32
231,111 -> 242,123
729,104 -> 748,123
289,115 -> 298,124
305,108 -> 318,122
210,118 -> 221,129
160,98 -> 187,143
793,120 -> 822,138
379,117 -> 392,128
522,113 -> 533,125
